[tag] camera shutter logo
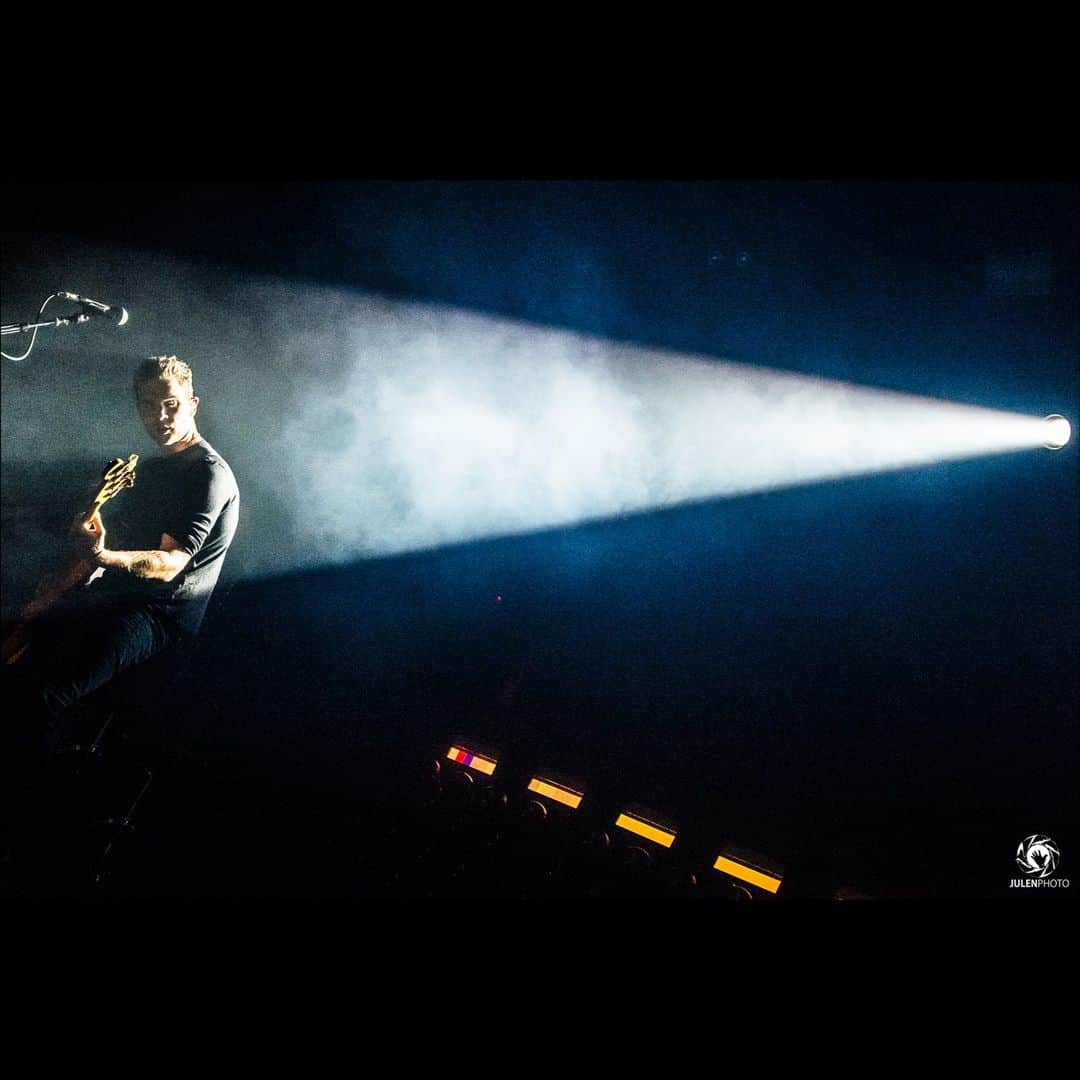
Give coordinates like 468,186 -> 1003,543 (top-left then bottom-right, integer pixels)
1016,835 -> 1060,879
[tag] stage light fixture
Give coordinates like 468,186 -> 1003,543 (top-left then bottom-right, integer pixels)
446,744 -> 498,776
1043,414 -> 1071,450
712,847 -> 784,895
614,808 -> 677,849
527,776 -> 584,810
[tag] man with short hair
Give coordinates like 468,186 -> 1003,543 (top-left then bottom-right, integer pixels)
94,355 -> 241,644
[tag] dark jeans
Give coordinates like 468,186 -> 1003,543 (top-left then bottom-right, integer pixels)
2,595 -> 176,835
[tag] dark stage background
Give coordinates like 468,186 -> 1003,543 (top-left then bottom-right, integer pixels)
2,180 -> 1077,899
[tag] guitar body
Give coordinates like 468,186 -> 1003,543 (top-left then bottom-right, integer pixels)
1,455 -> 137,667
2,556 -> 105,665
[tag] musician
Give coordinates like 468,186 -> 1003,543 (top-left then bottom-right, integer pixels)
3,356 -> 239,794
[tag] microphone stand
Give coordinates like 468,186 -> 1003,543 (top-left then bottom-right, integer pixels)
2,312 -> 91,335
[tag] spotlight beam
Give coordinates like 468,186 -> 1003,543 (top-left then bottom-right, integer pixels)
279,295 -> 1070,567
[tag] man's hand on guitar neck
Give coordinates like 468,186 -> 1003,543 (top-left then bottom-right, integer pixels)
70,510 -> 106,559
21,511 -> 108,613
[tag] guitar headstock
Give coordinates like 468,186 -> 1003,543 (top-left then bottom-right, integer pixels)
93,454 -> 139,510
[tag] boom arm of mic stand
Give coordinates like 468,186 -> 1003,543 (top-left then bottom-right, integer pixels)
2,313 -> 91,335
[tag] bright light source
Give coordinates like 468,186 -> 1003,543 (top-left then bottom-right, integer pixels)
527,776 -> 584,810
712,849 -> 783,895
614,810 -> 677,849
446,744 -> 497,776
1043,414 -> 1071,450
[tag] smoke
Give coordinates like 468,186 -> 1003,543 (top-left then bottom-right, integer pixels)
282,299 -> 1047,567
1,240 -> 1054,588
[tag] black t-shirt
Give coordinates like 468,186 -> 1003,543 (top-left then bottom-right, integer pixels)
106,439 -> 239,636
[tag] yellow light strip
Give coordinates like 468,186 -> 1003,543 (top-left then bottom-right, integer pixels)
446,745 -> 497,776
614,812 -> 676,849
712,855 -> 782,894
527,778 -> 583,809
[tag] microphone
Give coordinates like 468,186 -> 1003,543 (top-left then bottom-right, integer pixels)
57,291 -> 129,326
